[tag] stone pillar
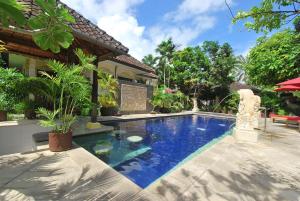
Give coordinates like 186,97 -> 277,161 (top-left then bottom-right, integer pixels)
28,58 -> 37,76
114,66 -> 118,78
192,97 -> 199,112
234,89 -> 261,143
28,58 -> 37,101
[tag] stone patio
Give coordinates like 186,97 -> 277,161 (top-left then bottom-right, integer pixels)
0,118 -> 300,201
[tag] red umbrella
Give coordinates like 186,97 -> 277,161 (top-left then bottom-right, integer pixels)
277,77 -> 300,86
275,84 -> 300,91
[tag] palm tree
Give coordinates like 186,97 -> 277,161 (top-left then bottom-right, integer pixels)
37,49 -> 94,134
142,54 -> 157,68
233,55 -> 248,83
155,38 -> 177,86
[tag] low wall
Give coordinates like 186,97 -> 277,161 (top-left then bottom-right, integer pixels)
0,117 -> 114,156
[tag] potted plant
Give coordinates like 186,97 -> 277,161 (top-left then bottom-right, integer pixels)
98,70 -> 119,116
37,49 -> 94,152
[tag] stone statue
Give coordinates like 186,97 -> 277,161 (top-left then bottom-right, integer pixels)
192,98 -> 199,112
234,89 -> 261,143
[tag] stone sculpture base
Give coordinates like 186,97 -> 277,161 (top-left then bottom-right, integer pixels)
192,98 -> 199,112
233,128 -> 259,143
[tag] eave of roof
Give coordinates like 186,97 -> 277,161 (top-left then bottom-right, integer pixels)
137,72 -> 158,79
110,54 -> 156,74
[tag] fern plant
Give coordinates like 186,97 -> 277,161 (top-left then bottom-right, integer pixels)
37,49 -> 95,134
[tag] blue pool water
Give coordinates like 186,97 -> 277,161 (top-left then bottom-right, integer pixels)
74,115 -> 234,188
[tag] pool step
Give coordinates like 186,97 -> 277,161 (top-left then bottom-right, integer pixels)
110,146 -> 151,167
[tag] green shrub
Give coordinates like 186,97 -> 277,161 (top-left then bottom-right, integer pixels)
224,92 -> 240,114
151,86 -> 188,113
277,108 -> 287,116
0,94 -> 12,112
259,89 -> 281,114
98,70 -> 119,108
0,68 -> 25,112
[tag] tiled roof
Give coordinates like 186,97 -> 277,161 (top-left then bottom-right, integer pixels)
18,0 -> 128,53
112,54 -> 156,73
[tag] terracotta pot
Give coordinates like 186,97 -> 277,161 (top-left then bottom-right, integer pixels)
0,111 -> 7,121
48,130 -> 72,152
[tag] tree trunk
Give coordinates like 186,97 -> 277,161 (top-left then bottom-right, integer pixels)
168,65 -> 170,87
163,64 -> 166,86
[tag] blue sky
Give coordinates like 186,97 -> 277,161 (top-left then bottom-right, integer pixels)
61,0 -> 267,60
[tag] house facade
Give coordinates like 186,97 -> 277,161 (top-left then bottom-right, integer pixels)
0,0 -> 157,116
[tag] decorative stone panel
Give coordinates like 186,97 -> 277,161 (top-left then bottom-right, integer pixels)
120,84 -> 147,112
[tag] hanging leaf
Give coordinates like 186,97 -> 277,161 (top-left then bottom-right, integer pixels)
0,0 -> 26,27
28,0 -> 75,53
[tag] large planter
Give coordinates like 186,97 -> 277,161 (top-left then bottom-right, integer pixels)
48,130 -> 72,152
100,107 -> 118,116
0,111 -> 7,121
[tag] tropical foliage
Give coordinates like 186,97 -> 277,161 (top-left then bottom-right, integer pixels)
171,46 -> 209,97
98,70 -> 119,108
0,0 -> 74,53
245,29 -> 300,87
0,0 -> 26,27
232,55 -> 247,82
143,39 -> 238,113
28,0 -> 75,53
142,54 -> 157,68
232,0 -> 300,32
151,87 -> 189,113
0,68 -> 25,111
37,49 -> 94,134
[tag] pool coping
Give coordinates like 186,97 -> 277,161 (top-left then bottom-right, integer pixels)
98,111 -> 236,123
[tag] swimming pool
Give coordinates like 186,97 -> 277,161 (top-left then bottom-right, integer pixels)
74,115 -> 235,188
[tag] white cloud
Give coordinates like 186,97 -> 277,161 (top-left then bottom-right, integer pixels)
166,0 -> 232,21
148,16 -> 216,48
98,14 -> 154,60
61,0 -> 229,60
62,0 -> 152,59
